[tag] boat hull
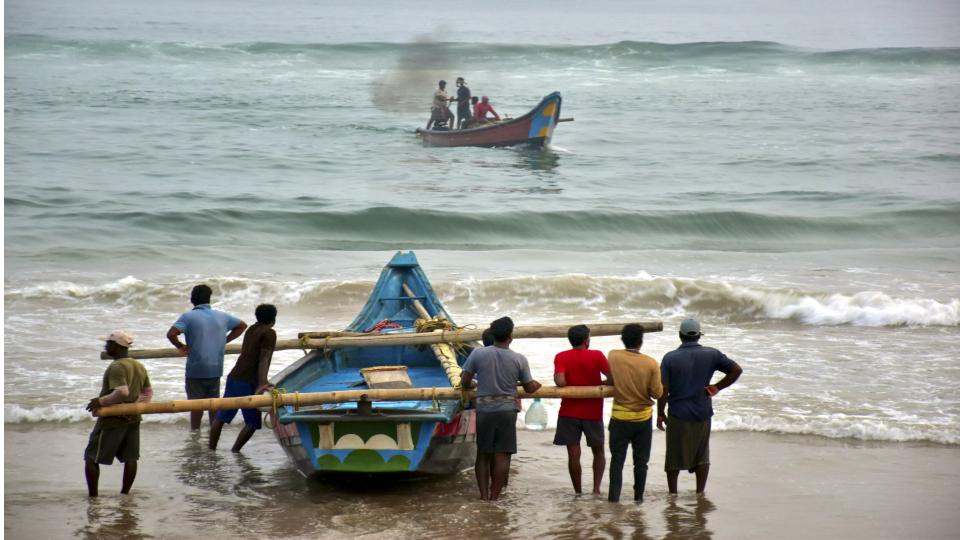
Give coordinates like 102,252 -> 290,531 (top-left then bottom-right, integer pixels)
273,409 -> 476,477
416,92 -> 562,148
270,251 -> 479,478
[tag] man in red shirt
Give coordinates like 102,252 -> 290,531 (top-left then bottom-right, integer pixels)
473,96 -> 500,124
554,324 -> 611,495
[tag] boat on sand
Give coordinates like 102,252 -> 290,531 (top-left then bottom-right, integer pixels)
270,251 -> 478,476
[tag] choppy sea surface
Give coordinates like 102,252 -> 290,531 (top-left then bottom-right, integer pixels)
5,0 -> 960,451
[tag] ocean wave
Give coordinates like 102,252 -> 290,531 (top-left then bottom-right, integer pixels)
713,414 -> 958,445
8,204 -> 960,254
7,34 -> 958,70
4,403 -> 186,424
7,273 -> 958,327
6,403 -> 955,444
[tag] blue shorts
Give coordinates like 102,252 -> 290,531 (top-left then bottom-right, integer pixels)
214,378 -> 262,429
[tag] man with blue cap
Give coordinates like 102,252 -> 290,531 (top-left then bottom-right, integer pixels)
656,318 -> 742,494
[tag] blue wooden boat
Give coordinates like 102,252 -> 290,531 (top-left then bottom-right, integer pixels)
270,252 -> 477,477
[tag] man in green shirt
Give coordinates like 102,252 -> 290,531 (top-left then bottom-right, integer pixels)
84,330 -> 153,497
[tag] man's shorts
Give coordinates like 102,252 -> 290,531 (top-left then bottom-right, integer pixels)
185,377 -> 220,400
476,410 -> 518,454
84,420 -> 140,465
664,416 -> 711,471
215,378 -> 262,429
553,416 -> 605,447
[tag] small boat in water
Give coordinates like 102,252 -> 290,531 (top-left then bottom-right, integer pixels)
416,91 -> 566,148
270,251 -> 478,477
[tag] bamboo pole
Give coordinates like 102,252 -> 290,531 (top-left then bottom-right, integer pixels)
104,321 -> 663,360
400,283 -> 464,388
96,385 -> 614,417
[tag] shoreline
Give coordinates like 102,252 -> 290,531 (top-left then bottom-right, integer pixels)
5,422 -> 959,539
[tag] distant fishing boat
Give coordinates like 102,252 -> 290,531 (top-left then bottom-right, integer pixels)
270,251 -> 477,476
415,92 -> 569,148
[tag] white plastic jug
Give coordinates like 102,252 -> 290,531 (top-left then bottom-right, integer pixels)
524,398 -> 548,430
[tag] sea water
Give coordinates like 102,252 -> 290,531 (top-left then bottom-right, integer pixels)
5,0 -> 960,456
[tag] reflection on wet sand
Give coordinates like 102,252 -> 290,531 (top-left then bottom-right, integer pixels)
663,494 -> 716,540
79,497 -> 149,540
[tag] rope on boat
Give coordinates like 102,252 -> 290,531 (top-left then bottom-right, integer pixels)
265,387 -> 286,429
414,317 -> 473,388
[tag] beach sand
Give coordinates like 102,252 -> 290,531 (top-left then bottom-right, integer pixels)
5,422 -> 959,539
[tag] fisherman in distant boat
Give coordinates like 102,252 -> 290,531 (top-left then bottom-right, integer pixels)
84,330 -> 153,497
460,96 -> 480,129
209,303 -> 277,453
473,96 -> 500,125
426,79 -> 454,130
460,316 -> 542,501
453,77 -> 472,129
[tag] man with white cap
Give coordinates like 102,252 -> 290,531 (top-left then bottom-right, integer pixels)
656,319 -> 742,495
84,330 -> 153,497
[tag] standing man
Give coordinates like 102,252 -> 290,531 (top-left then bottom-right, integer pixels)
606,323 -> 662,503
460,316 -> 542,501
657,319 -> 742,494
553,324 -> 611,496
167,284 -> 247,430
209,303 -> 277,452
453,76 -> 472,129
84,331 -> 153,497
426,79 -> 453,130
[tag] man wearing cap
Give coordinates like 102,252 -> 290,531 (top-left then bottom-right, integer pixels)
426,79 -> 453,130
452,76 -> 472,129
657,319 -> 742,494
167,284 -> 247,430
84,331 -> 153,497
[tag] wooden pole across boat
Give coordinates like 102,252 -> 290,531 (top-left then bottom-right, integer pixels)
95,385 -> 614,417
400,283 -> 464,387
103,321 -> 664,360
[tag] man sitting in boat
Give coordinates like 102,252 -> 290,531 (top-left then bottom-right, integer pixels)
473,96 -> 501,125
426,80 -> 454,130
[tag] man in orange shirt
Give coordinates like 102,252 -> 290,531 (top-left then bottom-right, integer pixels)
553,324 -> 611,495
606,323 -> 663,502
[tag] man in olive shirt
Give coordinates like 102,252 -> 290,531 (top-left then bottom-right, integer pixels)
606,323 -> 663,502
209,304 -> 278,452
84,330 -> 153,497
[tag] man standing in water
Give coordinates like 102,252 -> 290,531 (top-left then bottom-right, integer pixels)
657,319 -> 742,494
167,284 -> 247,430
606,323 -> 662,502
460,316 -> 542,501
209,303 -> 277,452
453,76 -> 472,129
84,331 -> 153,497
553,324 -> 611,495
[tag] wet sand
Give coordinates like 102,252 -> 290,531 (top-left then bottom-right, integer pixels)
5,422 -> 959,539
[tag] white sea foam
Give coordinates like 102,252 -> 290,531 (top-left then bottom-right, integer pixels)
713,414 -> 959,445
7,274 -> 959,327
4,403 -> 187,425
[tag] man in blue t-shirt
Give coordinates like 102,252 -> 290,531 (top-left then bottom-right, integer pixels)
460,316 -> 542,501
167,284 -> 247,430
656,319 -> 742,494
